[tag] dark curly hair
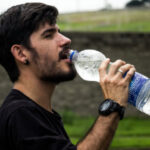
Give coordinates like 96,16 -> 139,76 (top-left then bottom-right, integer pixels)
0,3 -> 58,82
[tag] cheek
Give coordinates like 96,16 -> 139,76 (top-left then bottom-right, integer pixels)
46,44 -> 59,60
41,48 -> 59,63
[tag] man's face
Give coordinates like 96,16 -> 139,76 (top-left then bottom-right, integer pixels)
28,23 -> 76,84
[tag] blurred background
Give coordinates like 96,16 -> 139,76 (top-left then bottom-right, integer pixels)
0,0 -> 150,149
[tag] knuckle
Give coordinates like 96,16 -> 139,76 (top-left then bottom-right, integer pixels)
111,63 -> 117,68
127,64 -> 133,68
116,59 -> 125,64
119,81 -> 128,88
100,80 -> 105,86
124,64 -> 130,68
121,64 -> 130,70
127,72 -> 133,78
100,76 -> 108,84
119,66 -> 124,71
131,66 -> 136,72
112,59 -> 125,67
131,65 -> 136,69
117,59 -> 122,62
121,64 -> 134,72
109,78 -> 117,85
104,77 -> 109,83
100,80 -> 105,87
119,80 -> 125,86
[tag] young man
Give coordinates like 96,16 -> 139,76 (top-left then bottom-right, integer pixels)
0,3 -> 135,150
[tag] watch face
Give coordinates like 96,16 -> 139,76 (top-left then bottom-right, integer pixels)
99,99 -> 125,119
100,100 -> 111,111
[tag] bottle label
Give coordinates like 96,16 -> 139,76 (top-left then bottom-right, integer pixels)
128,72 -> 148,106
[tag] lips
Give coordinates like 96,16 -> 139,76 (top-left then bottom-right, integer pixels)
59,49 -> 70,60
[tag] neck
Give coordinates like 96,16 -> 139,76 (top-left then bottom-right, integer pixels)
13,75 -> 56,113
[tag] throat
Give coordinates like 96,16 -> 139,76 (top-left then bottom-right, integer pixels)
13,79 -> 55,112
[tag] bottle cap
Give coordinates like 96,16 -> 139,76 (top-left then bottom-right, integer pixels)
69,50 -> 76,61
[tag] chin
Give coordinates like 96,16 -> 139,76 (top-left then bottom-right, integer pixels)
40,61 -> 76,84
57,66 -> 77,83
40,67 -> 77,84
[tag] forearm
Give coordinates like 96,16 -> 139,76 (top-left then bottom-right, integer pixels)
77,112 -> 120,150
76,59 -> 135,150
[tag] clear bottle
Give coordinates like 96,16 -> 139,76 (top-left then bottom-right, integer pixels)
69,49 -> 150,116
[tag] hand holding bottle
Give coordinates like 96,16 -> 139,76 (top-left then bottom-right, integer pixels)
99,59 -> 136,107
70,49 -> 150,116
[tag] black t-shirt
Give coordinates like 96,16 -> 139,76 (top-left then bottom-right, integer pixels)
0,89 -> 77,150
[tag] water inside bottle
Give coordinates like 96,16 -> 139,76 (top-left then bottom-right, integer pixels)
72,49 -> 106,82
74,60 -> 102,82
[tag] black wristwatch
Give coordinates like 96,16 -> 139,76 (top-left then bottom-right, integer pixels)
98,99 -> 125,120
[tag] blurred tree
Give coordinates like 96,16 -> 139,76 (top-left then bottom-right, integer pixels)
126,0 -> 150,7
105,0 -> 112,10
142,0 -> 150,2
126,0 -> 144,7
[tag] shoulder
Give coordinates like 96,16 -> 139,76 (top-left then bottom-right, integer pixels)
0,89 -> 60,129
0,89 -> 40,123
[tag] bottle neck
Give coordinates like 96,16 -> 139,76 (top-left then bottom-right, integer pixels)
69,50 -> 78,62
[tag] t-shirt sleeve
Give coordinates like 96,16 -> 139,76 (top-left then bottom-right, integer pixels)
7,107 -> 77,150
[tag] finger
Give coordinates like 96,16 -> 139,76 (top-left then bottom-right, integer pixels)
108,59 -> 126,76
117,64 -> 135,77
124,67 -> 136,83
99,58 -> 110,78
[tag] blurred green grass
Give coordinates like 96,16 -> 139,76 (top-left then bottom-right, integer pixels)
58,8 -> 150,32
61,111 -> 150,148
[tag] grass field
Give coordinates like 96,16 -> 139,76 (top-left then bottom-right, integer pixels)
58,8 -> 150,32
61,111 -> 150,149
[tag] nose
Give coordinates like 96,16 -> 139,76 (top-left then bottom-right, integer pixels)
58,33 -> 71,46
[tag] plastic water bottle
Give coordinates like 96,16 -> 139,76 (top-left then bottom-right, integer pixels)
69,49 -> 150,116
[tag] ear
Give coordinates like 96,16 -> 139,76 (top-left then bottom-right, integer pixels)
11,44 -> 28,64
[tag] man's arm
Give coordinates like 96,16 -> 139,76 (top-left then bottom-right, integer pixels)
77,113 -> 119,150
77,59 -> 135,150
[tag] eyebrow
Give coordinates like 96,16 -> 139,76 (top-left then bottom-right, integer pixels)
41,27 -> 60,37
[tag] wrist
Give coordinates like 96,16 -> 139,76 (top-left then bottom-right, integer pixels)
98,99 -> 125,120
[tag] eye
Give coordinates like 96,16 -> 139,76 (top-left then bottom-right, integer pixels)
44,34 -> 53,39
